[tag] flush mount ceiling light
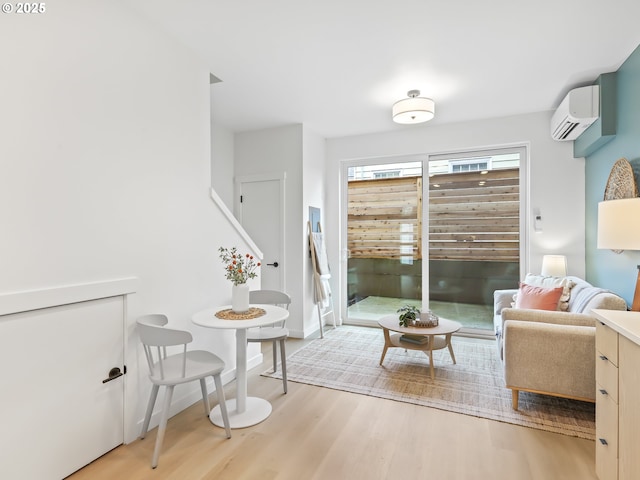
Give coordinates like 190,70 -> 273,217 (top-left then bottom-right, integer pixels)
392,89 -> 435,124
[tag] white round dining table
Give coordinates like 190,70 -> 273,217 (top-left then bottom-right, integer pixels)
192,304 -> 289,428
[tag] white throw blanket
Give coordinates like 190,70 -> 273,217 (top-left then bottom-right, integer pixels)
311,232 -> 330,275
311,232 -> 331,306
571,287 -> 615,313
314,273 -> 331,307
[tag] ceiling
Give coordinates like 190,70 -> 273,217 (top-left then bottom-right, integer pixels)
129,0 -> 640,139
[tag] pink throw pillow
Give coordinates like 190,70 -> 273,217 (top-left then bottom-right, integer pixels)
515,282 -> 564,311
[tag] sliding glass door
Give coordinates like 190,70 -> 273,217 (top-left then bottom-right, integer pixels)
427,147 -> 523,335
342,147 -> 524,334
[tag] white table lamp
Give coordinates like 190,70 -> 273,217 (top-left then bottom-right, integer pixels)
541,255 -> 568,277
597,198 -> 640,311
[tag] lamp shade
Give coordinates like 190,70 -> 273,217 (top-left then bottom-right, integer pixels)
541,255 -> 567,277
392,90 -> 435,124
597,198 -> 640,251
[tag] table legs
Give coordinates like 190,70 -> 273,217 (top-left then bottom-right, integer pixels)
378,330 -> 457,380
379,327 -> 391,365
427,344 -> 435,379
209,328 -> 272,429
427,334 -> 457,378
235,328 -> 248,411
446,333 -> 456,364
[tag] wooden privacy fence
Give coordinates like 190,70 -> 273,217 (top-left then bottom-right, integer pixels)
348,177 -> 422,259
347,168 -> 520,262
429,168 -> 519,261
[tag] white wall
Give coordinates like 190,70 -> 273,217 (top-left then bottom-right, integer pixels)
302,128 -> 329,332
235,125 -> 305,335
235,125 -> 327,337
326,111 -> 585,321
0,0 -> 255,444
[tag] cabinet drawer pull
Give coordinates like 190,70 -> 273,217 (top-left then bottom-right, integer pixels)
599,438 -> 608,446
599,389 -> 608,395
599,355 -> 608,361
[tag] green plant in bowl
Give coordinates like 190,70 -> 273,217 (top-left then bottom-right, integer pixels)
397,305 -> 420,327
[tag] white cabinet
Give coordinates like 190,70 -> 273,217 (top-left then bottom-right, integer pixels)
595,321 -> 618,480
618,336 -> 640,480
593,310 -> 640,480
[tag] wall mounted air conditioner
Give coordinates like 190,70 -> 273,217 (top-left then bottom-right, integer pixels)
550,85 -> 599,141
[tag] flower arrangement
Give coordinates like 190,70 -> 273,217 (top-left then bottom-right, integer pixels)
218,246 -> 261,286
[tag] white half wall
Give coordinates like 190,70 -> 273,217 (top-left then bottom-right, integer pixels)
326,112 -> 586,322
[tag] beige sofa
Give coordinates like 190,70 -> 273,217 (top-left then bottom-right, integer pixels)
493,276 -> 626,409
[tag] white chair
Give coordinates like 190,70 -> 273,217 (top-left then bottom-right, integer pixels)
137,314 -> 231,469
247,290 -> 291,393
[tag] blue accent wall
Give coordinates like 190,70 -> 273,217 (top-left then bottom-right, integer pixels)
585,43 -> 640,306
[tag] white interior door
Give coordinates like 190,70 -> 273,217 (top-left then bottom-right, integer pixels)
237,174 -> 285,292
0,296 -> 125,479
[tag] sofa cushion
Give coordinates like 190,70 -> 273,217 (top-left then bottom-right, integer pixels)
515,283 -> 564,310
522,273 -> 575,311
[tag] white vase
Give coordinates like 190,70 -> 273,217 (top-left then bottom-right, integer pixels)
231,283 -> 250,313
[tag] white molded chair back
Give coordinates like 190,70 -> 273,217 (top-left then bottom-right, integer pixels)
136,314 -> 231,468
138,314 -> 193,381
249,290 -> 291,325
249,289 -> 291,305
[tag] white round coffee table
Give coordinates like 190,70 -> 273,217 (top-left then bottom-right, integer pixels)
378,315 -> 461,379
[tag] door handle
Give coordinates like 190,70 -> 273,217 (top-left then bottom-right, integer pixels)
102,366 -> 126,384
267,261 -> 279,267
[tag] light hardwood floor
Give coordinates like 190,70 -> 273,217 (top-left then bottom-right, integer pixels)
69,333 -> 597,480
